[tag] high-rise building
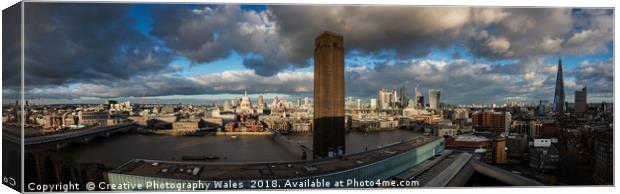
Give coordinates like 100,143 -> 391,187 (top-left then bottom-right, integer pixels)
537,100 -> 548,115
370,98 -> 377,110
415,86 -> 424,109
378,88 -> 391,109
399,85 -> 408,107
553,58 -> 565,114
303,97 -> 310,109
575,87 -> 587,113
257,95 -> 264,109
428,89 -> 441,110
377,88 -> 401,109
313,31 -> 345,158
391,89 -> 398,107
472,111 -> 512,134
346,97 -> 353,110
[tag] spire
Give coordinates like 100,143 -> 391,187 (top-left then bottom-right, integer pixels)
244,90 -> 247,96
553,57 -> 565,114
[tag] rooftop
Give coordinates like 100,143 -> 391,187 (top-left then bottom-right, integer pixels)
454,134 -> 491,142
110,136 -> 442,181
317,31 -> 342,38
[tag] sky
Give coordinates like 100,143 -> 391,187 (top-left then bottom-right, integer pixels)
1,3 -> 615,105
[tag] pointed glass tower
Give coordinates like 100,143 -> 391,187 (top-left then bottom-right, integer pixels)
553,58 -> 565,114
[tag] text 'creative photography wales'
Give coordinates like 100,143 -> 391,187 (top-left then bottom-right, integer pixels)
0,0 -> 616,193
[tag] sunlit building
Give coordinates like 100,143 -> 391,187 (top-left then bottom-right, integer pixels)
428,89 -> 440,110
78,110 -> 109,127
471,111 -> 511,134
415,86 -> 424,109
235,90 -> 254,115
313,31 -> 345,158
370,98 -> 377,110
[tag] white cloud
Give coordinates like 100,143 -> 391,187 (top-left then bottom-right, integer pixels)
485,36 -> 512,56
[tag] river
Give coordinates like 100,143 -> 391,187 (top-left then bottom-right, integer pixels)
59,129 -> 423,168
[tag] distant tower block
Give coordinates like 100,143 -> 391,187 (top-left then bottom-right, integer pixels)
429,89 -> 441,110
574,87 -> 587,113
313,31 -> 345,158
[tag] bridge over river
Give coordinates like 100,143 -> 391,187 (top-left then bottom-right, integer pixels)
3,122 -> 138,150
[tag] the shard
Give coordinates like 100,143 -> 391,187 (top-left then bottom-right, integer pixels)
553,58 -> 565,114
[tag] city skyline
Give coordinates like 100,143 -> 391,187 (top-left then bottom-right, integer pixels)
2,4 -> 614,105
2,2 -> 615,190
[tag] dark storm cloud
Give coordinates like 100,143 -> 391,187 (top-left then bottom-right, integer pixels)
149,6 -> 488,76
269,6 -> 474,63
150,5 -> 289,76
5,4 -> 613,104
150,5 -> 232,63
18,71 -> 313,100
275,6 -> 610,80
2,3 -> 22,89
19,3 -> 175,90
151,5 -> 612,78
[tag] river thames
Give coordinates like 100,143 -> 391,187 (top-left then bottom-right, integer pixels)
59,129 -> 423,168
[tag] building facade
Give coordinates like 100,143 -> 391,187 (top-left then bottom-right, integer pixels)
78,110 -> 109,127
107,137 -> 445,190
313,31 -> 346,158
471,111 -> 511,133
428,89 -> 440,110
574,87 -> 587,113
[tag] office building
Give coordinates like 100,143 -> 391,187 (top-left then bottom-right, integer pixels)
378,88 -> 391,109
304,97 -> 310,108
593,130 -> 613,184
399,85 -> 408,107
537,100 -> 548,115
574,87 -> 587,113
415,86 -> 424,109
370,98 -> 377,110
472,111 -> 511,134
257,95 -> 265,109
429,89 -> 441,110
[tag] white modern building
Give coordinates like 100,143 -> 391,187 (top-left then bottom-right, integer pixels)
429,89 -> 441,110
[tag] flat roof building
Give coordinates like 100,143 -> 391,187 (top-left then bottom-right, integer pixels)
574,87 -> 587,113
472,111 -> 511,134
